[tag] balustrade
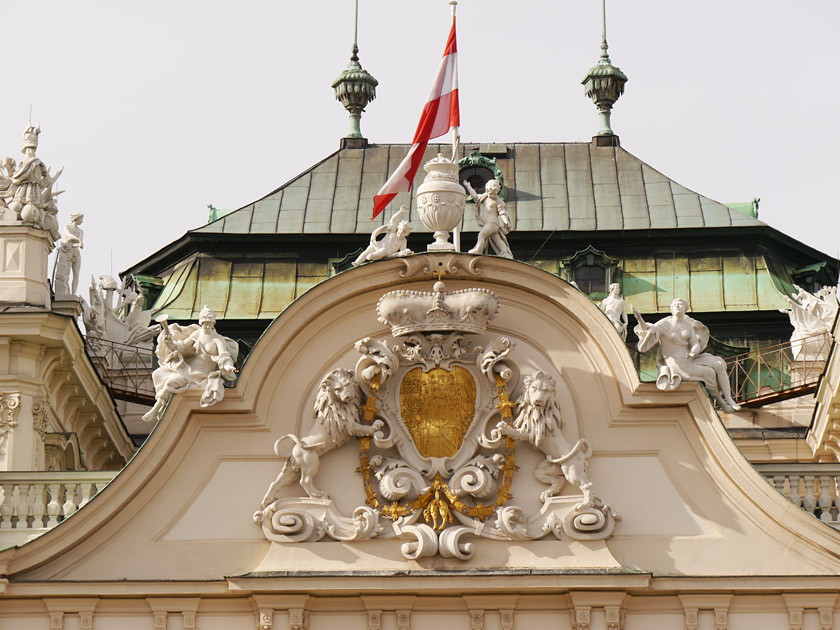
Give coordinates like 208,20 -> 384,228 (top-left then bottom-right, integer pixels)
755,463 -> 840,527
0,472 -> 117,541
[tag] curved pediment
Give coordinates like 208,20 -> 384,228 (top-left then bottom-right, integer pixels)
5,254 -> 840,582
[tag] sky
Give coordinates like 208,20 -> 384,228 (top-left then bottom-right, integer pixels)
1,0 -> 838,290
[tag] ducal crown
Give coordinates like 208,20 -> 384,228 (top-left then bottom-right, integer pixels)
22,122 -> 40,152
377,280 -> 500,337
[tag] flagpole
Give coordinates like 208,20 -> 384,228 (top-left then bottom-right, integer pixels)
450,0 -> 462,252
449,0 -> 460,163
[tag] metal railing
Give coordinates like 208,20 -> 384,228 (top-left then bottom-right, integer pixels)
755,463 -> 840,528
725,333 -> 831,406
84,335 -> 156,404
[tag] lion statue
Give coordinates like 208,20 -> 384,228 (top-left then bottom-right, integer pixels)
260,368 -> 383,505
494,370 -> 594,506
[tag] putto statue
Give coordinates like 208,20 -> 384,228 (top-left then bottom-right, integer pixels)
599,282 -> 628,340
633,298 -> 741,413
352,206 -> 413,267
0,123 -> 63,238
53,213 -> 84,297
463,178 -> 512,259
83,275 -> 159,347
142,306 -> 239,423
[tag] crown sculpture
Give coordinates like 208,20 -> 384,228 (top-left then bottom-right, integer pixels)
376,278 -> 499,336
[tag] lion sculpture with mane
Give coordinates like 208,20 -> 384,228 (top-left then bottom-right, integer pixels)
261,368 -> 383,505
495,370 -> 594,506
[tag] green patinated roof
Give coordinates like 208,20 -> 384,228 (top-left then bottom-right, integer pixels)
152,254 -> 328,321
151,251 -> 797,322
193,142 -> 765,236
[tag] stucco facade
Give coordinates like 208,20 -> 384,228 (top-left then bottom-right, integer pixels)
2,255 -> 839,629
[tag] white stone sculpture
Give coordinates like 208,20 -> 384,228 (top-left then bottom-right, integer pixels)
259,368 -> 383,504
352,206 -> 413,266
781,284 -> 838,360
0,123 -> 62,239
53,213 -> 84,297
599,282 -> 628,340
415,154 -> 466,252
141,306 -> 238,423
462,178 -> 512,259
83,275 -> 158,346
256,279 -> 619,559
492,371 -> 598,507
633,298 -> 741,412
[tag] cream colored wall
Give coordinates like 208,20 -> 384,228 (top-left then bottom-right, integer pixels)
0,593 -> 834,630
3,254 -> 840,623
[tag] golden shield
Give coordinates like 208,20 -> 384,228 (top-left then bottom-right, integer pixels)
400,366 -> 477,458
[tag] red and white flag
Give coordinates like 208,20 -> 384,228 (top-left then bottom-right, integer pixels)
372,17 -> 460,219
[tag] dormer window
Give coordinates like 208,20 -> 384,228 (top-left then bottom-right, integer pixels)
560,245 -> 619,299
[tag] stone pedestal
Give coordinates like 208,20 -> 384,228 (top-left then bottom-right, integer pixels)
0,224 -> 54,309
52,297 -> 84,318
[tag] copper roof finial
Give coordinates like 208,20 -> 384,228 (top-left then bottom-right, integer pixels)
332,0 -> 378,140
581,0 -> 628,138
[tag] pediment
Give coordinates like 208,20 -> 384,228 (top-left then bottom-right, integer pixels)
6,254 -> 840,582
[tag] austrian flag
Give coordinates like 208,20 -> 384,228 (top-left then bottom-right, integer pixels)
372,18 -> 460,219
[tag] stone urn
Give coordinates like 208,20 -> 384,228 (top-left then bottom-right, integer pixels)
415,154 -> 466,251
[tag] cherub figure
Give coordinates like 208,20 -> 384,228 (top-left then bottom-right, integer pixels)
463,179 -> 513,259
353,206 -> 413,266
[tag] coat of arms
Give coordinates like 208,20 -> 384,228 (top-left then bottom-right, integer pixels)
254,275 -> 618,560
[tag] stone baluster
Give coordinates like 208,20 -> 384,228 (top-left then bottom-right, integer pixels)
789,475 -> 802,507
772,475 -> 786,496
63,482 -> 78,518
31,483 -> 47,528
0,483 -> 13,528
14,483 -> 30,529
834,475 -> 840,520
803,475 -> 817,515
46,482 -> 62,527
818,475 -> 834,522
79,482 -> 94,508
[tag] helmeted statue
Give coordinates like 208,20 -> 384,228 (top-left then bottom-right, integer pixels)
0,123 -> 62,239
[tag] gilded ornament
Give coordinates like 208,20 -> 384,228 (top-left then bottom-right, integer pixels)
400,366 -> 475,458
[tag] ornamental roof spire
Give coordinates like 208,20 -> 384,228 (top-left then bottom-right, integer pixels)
581,0 -> 628,141
331,0 -> 378,142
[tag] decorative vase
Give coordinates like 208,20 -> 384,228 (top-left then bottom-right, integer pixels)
415,154 -> 466,252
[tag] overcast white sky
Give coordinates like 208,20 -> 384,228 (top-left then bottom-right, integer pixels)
1,0 -> 838,287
